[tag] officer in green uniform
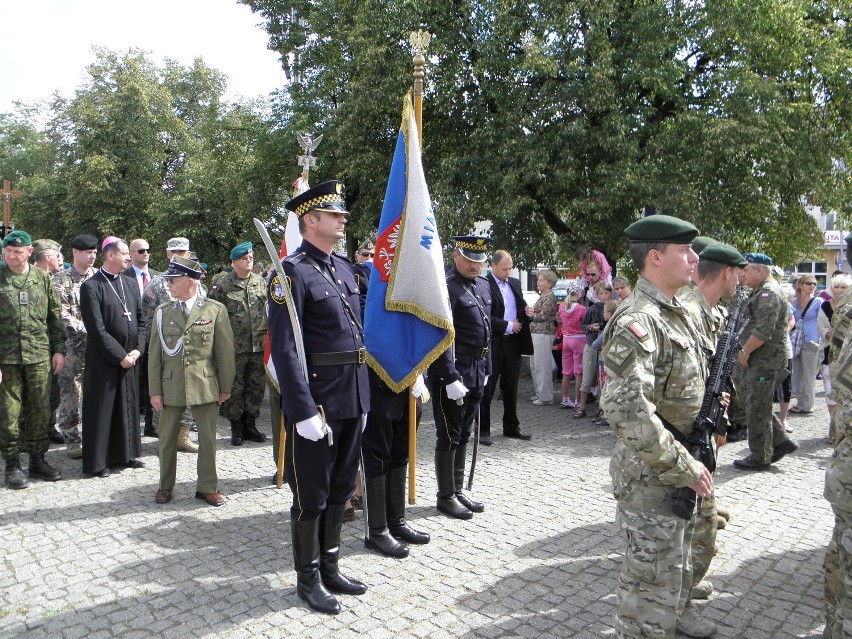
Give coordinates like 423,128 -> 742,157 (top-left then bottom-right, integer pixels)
208,241 -> 268,446
732,253 -> 798,470
601,215 -> 715,639
148,256 -> 236,507
0,230 -> 66,489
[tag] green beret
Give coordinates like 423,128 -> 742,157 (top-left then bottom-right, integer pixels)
32,239 -> 62,257
624,215 -> 698,244
1,230 -> 33,248
691,236 -> 719,255
230,241 -> 253,261
699,243 -> 747,267
744,252 -> 773,266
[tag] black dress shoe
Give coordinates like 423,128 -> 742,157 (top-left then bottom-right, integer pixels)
772,439 -> 798,463
143,428 -> 159,438
479,434 -> 492,446
124,459 -> 145,469
503,429 -> 531,441
96,468 -> 111,478
48,428 -> 66,444
732,456 -> 770,471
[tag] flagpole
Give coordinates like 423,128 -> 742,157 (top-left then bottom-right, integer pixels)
408,29 -> 431,504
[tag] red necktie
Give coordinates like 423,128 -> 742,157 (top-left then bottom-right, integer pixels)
141,271 -> 148,287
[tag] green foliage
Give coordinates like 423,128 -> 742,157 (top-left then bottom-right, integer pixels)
242,0 -> 848,267
4,49 -> 290,274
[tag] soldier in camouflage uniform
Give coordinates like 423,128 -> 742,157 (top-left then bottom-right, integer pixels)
677,242 -> 746,635
141,237 -> 206,452
208,242 -> 268,445
732,253 -> 798,470
601,215 -> 715,639
32,239 -> 64,442
823,235 -> 852,638
0,231 -> 66,489
53,234 -> 98,458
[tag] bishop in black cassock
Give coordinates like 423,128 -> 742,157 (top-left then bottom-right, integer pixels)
80,239 -> 148,476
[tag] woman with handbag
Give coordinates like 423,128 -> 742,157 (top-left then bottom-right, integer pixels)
790,275 -> 822,414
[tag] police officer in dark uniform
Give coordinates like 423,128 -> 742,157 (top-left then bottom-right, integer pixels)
428,235 -> 492,520
267,180 -> 370,615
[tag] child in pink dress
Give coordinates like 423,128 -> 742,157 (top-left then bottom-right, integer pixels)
558,283 -> 587,408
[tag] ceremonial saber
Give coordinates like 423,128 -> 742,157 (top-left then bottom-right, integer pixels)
253,217 -> 332,446
467,404 -> 479,490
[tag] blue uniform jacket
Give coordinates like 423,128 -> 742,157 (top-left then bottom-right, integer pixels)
268,240 -> 370,424
429,269 -> 492,388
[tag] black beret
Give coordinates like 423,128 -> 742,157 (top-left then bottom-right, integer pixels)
70,235 -> 98,250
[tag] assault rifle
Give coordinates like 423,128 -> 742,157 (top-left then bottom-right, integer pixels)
672,289 -> 748,520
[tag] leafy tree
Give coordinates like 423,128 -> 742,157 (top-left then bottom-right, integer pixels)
243,0 -> 849,268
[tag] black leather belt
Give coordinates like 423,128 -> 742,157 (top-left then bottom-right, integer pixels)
456,344 -> 489,359
307,347 -> 367,366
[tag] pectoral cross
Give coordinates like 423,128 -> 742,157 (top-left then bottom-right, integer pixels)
123,309 -> 132,322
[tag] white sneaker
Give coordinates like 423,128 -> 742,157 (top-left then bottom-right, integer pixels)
560,398 -> 575,408
532,399 -> 552,406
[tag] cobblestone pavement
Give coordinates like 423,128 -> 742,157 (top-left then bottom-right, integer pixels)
0,374 -> 834,638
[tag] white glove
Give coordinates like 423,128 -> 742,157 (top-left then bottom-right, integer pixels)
445,380 -> 469,401
296,414 -> 326,441
361,414 -> 368,432
483,375 -> 489,386
411,375 -> 428,399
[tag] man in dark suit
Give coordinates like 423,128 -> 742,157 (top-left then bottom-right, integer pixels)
123,238 -> 160,437
481,249 -> 533,444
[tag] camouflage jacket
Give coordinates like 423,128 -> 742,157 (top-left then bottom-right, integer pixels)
601,277 -> 706,513
53,266 -> 95,350
208,270 -> 268,353
739,275 -> 788,370
0,264 -> 66,363
678,281 -> 726,353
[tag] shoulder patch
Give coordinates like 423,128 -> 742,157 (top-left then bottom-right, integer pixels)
284,252 -> 306,264
628,321 -> 649,340
269,275 -> 288,305
761,293 -> 770,298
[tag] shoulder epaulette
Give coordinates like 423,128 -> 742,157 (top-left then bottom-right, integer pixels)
332,251 -> 353,265
284,251 -> 307,264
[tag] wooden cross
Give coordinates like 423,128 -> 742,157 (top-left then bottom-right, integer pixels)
1,180 -> 22,239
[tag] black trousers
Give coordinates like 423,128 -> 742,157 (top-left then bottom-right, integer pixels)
361,385 -> 422,478
429,379 -> 484,451
284,415 -> 361,521
481,334 -> 521,436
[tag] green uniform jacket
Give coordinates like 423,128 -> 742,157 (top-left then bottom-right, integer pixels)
207,270 -> 268,353
148,297 -> 236,407
739,275 -> 788,370
0,264 -> 66,363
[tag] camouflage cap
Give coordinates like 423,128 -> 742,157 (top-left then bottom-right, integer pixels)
32,239 -> 62,257
625,215 -> 698,244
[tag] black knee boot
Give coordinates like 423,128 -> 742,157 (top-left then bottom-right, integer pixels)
230,419 -> 243,446
319,503 -> 367,595
291,518 -> 339,614
387,465 -> 429,544
364,475 -> 409,557
454,444 -> 483,513
435,449 -> 472,519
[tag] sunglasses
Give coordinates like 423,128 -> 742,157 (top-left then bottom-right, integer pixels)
136,248 -> 151,254
360,252 -> 374,257
802,281 -> 817,286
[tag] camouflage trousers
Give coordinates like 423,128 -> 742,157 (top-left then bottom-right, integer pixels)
220,352 -> 265,422
689,495 -> 718,593
742,367 -> 790,465
57,348 -> 85,443
824,505 -> 852,638
0,360 -> 52,460
727,364 -> 748,431
615,505 -> 694,639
